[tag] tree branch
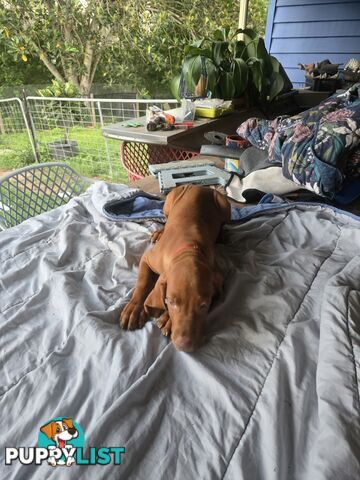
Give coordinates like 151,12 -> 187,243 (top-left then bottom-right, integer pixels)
31,41 -> 66,83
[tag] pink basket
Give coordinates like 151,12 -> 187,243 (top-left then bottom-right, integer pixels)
120,142 -> 198,182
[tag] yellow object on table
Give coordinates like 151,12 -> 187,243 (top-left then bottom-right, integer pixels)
195,104 -> 234,118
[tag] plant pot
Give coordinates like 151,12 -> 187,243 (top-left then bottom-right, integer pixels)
47,140 -> 79,160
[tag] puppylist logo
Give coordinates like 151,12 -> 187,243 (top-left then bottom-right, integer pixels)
5,417 -> 125,467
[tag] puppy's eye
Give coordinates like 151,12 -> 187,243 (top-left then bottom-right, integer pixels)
56,427 -> 61,432
63,425 -> 68,430
200,302 -> 208,310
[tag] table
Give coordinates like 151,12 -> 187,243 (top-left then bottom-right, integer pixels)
101,107 -> 267,181
100,93 -> 304,182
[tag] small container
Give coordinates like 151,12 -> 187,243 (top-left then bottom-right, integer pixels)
181,99 -> 196,121
47,140 -> 79,159
225,135 -> 250,150
195,104 -> 234,118
224,158 -> 240,172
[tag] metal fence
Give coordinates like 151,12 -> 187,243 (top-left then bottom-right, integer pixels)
0,98 -> 37,172
0,96 -> 178,183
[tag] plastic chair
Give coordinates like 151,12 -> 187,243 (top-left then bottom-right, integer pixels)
120,141 -> 199,181
0,162 -> 91,230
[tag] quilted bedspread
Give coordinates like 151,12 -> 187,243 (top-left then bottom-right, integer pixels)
237,83 -> 360,198
1,182 -> 360,479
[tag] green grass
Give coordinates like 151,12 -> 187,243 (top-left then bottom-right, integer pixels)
0,125 -> 129,184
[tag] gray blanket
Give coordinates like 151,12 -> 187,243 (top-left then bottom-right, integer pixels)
1,182 -> 360,479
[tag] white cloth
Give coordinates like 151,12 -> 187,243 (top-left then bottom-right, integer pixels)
226,166 -> 301,202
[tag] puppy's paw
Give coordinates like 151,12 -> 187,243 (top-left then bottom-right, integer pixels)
150,228 -> 164,244
120,301 -> 148,330
157,311 -> 172,337
66,457 -> 75,467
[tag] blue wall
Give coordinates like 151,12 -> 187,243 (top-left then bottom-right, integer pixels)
265,0 -> 360,87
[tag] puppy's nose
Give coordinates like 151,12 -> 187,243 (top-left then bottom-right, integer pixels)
173,334 -> 196,352
68,427 -> 76,435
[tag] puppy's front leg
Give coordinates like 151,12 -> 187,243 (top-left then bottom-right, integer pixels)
157,311 -> 172,337
150,228 -> 164,244
120,256 -> 157,330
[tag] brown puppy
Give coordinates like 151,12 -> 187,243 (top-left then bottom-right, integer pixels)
120,185 -> 230,352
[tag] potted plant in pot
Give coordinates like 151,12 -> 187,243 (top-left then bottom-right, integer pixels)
171,27 -> 292,107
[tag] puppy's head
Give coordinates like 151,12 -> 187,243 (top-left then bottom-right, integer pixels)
40,418 -> 78,444
145,258 -> 223,352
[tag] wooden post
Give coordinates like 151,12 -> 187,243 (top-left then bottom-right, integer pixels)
0,110 -> 5,134
90,93 -> 97,127
238,0 -> 249,40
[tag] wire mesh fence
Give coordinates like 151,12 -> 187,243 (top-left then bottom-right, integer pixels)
26,96 -> 178,183
0,98 -> 37,172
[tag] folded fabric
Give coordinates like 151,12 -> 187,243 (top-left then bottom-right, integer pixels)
90,181 -> 358,226
334,177 -> 360,204
91,181 -> 165,222
225,166 -> 301,203
239,146 -> 279,176
90,181 -> 294,223
104,195 -> 165,221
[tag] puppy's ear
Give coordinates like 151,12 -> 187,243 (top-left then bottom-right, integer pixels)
144,274 -> 167,318
213,270 -> 224,297
62,418 -> 74,429
40,421 -> 55,439
163,186 -> 187,217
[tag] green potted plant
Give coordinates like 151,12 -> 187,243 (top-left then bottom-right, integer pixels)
171,27 -> 292,106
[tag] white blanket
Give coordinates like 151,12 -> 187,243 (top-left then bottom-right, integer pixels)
1,182 -> 359,479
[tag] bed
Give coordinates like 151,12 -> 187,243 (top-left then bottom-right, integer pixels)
1,181 -> 359,479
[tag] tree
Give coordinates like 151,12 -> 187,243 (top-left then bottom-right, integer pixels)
0,0 -> 124,96
247,0 -> 269,37
99,0 -> 270,96
0,0 -> 269,97
0,32 -> 51,90
99,0 -> 242,95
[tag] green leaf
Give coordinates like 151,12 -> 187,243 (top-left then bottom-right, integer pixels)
170,74 -> 181,100
184,45 -> 202,56
218,71 -> 235,100
269,55 -> 281,73
268,72 -> 284,101
182,56 -> 203,93
234,40 -> 247,60
203,58 -> 218,96
254,37 -> 269,62
213,27 -> 230,42
232,58 -> 248,97
191,39 -> 204,48
248,58 -> 264,93
212,41 -> 229,67
184,46 -> 212,59
234,28 -> 257,40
